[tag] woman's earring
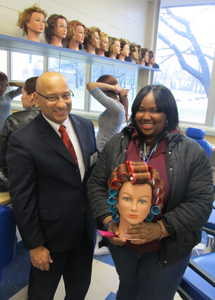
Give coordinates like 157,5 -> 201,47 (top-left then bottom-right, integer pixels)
165,119 -> 168,127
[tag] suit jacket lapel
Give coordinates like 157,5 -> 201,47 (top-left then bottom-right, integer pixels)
69,114 -> 88,170
36,114 -> 76,165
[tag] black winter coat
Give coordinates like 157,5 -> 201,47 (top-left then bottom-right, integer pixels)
87,126 -> 214,265
0,106 -> 40,176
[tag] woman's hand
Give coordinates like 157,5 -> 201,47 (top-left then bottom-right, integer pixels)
120,88 -> 130,97
107,221 -> 127,246
125,222 -> 162,245
114,84 -> 122,95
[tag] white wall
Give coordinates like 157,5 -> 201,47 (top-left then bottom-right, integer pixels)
0,0 -> 159,49
162,0 -> 215,7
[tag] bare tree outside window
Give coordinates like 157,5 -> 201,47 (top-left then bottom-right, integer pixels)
154,5 -> 215,124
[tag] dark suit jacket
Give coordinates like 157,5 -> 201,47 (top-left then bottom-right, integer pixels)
6,113 -> 97,252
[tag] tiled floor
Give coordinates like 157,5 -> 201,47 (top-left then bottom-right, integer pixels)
9,257 -> 183,300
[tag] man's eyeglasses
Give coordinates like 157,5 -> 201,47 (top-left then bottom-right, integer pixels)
36,90 -> 74,102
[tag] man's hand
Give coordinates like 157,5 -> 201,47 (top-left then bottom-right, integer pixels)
30,245 -> 53,271
125,222 -> 161,245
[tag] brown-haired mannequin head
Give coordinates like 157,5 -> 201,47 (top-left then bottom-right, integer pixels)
107,161 -> 164,238
118,39 -> 130,61
96,32 -> 109,56
129,43 -> 140,64
146,50 -> 155,67
44,14 -> 68,47
67,20 -> 86,51
17,5 -> 47,42
84,27 -> 101,54
139,48 -> 149,65
107,37 -> 121,59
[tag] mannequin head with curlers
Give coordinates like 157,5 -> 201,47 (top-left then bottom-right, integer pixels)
67,20 -> 86,51
84,26 -> 101,54
44,14 -> 68,47
17,5 -> 47,42
107,161 -> 164,239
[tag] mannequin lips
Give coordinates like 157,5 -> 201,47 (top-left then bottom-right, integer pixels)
129,214 -> 138,219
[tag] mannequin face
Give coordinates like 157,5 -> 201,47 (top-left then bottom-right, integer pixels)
132,46 -> 139,60
112,40 -> 121,55
26,12 -> 45,34
91,31 -> 100,49
0,79 -> 8,96
74,25 -> 85,43
100,36 -> 109,52
121,44 -> 130,57
54,18 -> 67,39
21,87 -> 33,109
149,56 -> 155,64
144,51 -> 149,63
117,182 -> 152,225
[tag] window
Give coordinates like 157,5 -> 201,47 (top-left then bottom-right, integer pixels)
155,5 -> 215,125
0,50 -> 7,74
90,65 -> 138,114
48,57 -> 86,110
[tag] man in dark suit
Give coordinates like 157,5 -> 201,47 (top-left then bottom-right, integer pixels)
6,72 -> 98,300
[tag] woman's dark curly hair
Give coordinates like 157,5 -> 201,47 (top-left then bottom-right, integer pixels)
130,85 -> 179,132
44,14 -> 68,44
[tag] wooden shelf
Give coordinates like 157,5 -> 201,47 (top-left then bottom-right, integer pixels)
0,34 -> 160,72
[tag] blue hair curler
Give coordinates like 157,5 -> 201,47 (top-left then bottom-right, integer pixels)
109,188 -> 118,196
112,213 -> 120,223
151,205 -> 161,215
146,212 -> 153,221
107,196 -> 117,205
109,204 -> 118,213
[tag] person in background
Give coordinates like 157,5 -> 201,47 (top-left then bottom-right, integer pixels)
6,72 -> 98,300
86,75 -> 129,153
0,76 -> 40,178
87,75 -> 129,255
87,84 -> 214,300
0,71 -> 23,132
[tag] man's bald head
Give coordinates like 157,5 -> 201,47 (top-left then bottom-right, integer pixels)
35,71 -> 72,124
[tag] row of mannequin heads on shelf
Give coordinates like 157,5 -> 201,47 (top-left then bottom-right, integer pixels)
16,5 -> 156,66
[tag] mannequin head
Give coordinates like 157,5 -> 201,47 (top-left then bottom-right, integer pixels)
146,50 -> 155,67
130,43 -> 140,63
84,27 -> 101,54
21,76 -> 38,109
140,48 -> 149,65
0,72 -> 9,96
107,161 -> 164,238
108,37 -> 121,59
96,32 -> 109,56
44,14 -> 68,46
17,5 -> 47,39
118,39 -> 130,61
67,20 -> 86,50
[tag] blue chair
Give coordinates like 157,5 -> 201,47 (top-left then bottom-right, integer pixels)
186,127 -> 212,157
0,205 -> 16,280
178,254 -> 215,300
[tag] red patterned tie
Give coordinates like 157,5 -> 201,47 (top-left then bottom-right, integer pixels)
59,125 -> 78,165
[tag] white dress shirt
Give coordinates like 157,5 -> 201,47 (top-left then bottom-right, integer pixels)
42,114 -> 85,181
